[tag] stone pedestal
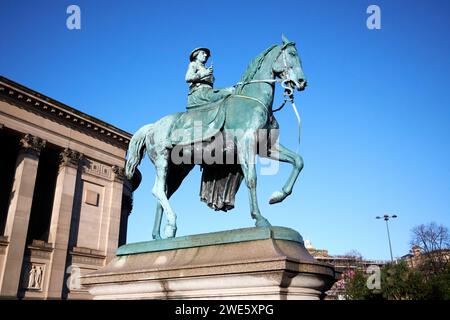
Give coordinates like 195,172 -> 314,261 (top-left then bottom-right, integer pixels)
82,227 -> 336,300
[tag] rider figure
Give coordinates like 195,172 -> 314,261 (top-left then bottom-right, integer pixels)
185,47 -> 234,110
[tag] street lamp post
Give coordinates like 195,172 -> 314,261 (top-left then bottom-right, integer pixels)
376,214 -> 397,262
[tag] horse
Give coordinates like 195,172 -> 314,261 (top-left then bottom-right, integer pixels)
125,35 -> 307,239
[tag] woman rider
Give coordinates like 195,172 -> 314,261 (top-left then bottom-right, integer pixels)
185,47 -> 234,110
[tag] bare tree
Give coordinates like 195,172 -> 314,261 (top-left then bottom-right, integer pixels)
336,250 -> 364,271
410,222 -> 450,275
342,250 -> 363,260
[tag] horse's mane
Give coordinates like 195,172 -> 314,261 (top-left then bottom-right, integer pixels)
236,45 -> 278,94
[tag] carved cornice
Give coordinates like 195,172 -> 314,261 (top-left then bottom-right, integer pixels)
0,76 -> 131,149
60,148 -> 83,168
112,165 -> 125,182
26,240 -> 54,260
19,134 -> 46,157
70,247 -> 106,266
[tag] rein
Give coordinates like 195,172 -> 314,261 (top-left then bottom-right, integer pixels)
232,94 -> 268,111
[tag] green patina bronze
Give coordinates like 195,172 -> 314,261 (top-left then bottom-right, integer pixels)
185,46 -> 234,110
125,35 -> 307,240
116,226 -> 303,255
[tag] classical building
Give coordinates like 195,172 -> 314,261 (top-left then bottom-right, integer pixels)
0,76 -> 137,299
304,240 -> 387,299
401,245 -> 450,270
305,240 -> 386,273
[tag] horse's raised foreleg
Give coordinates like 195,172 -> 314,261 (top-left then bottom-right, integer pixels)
237,135 -> 271,228
263,143 -> 304,204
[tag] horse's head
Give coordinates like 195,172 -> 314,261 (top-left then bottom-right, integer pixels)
273,34 -> 307,92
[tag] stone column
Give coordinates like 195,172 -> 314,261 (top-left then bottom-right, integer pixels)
0,134 -> 46,297
46,148 -> 82,299
105,166 -> 125,262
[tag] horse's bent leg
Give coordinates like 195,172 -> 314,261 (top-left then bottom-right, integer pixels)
264,143 -> 304,204
152,159 -> 178,238
152,203 -> 163,240
237,136 -> 271,227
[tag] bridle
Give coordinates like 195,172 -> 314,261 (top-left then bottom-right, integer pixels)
235,44 -> 297,100
234,44 -> 302,148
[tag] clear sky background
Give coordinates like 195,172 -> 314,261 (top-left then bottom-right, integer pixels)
1,0 -> 449,260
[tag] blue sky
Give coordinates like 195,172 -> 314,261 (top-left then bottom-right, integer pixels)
1,0 -> 449,260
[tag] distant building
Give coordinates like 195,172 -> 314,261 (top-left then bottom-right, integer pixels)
401,245 -> 450,270
400,245 -> 423,268
0,76 -> 138,299
304,240 -> 387,299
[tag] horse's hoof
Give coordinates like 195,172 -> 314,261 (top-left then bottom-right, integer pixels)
269,190 -> 288,204
152,233 -> 162,240
255,217 -> 271,228
164,224 -> 177,238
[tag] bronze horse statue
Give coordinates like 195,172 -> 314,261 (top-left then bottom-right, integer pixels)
125,35 -> 307,239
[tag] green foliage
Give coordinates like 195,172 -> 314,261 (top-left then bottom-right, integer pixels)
381,261 -> 427,300
427,265 -> 450,300
344,269 -> 379,300
344,222 -> 450,300
344,261 -> 450,300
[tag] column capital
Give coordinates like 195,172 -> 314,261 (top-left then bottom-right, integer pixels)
112,165 -> 125,182
19,134 -> 46,157
59,148 -> 83,168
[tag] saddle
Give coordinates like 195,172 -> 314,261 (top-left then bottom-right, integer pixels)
169,96 -> 230,146
167,96 -> 245,212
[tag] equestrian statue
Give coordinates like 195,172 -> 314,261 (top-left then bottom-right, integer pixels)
125,35 -> 307,239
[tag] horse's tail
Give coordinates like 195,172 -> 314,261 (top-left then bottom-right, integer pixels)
125,124 -> 153,180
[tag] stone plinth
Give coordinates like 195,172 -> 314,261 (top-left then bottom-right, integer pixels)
81,227 -> 336,300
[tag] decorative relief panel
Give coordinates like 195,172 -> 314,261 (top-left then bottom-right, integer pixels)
82,158 -> 112,180
23,263 -> 45,291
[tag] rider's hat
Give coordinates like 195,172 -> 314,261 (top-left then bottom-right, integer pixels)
190,47 -> 211,61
